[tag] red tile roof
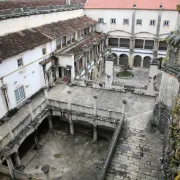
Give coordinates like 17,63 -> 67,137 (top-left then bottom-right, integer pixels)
0,29 -> 50,60
36,16 -> 97,39
85,0 -> 180,10
61,32 -> 104,58
0,0 -> 87,10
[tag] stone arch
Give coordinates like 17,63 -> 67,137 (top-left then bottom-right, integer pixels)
143,56 -> 151,68
112,53 -> 118,65
119,54 -> 128,65
133,55 -> 142,67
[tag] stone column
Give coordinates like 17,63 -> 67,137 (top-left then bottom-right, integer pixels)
14,152 -> 22,169
108,110 -> 112,118
141,58 -> 144,68
122,99 -> 127,114
27,100 -> 34,121
93,125 -> 97,142
34,132 -> 40,150
6,156 -> 14,178
76,60 -> 80,73
75,31 -> 78,41
67,90 -> 72,110
69,119 -> 74,136
48,115 -> 53,129
93,95 -> 98,116
60,38 -> 62,49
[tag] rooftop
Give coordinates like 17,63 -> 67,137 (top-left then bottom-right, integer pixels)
85,0 -> 180,10
0,16 -> 96,61
57,32 -> 104,58
0,29 -> 50,61
0,0 -> 87,10
36,16 -> 97,39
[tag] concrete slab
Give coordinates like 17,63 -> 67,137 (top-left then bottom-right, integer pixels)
23,130 -> 109,180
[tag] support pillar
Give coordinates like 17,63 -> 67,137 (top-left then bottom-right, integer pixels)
108,110 -> 112,118
34,133 -> 40,150
69,120 -> 74,135
93,95 -> 98,116
141,58 -> 144,68
14,152 -> 23,169
48,115 -> 53,129
122,99 -> 127,114
93,126 -> 97,142
67,90 -> 72,110
6,156 -> 14,178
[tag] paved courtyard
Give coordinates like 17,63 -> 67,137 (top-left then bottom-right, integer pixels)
49,83 -> 155,118
23,129 -> 110,180
98,67 -> 149,87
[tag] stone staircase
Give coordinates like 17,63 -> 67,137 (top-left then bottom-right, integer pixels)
105,112 -> 164,180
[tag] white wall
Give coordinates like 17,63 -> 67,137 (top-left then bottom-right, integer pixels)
58,55 -> 75,82
85,9 -> 178,37
85,9 -> 132,34
0,41 -> 54,115
0,9 -> 84,36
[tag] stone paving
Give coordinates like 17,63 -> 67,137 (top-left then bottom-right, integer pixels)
106,111 -> 164,180
23,129 -> 110,180
98,67 -> 149,87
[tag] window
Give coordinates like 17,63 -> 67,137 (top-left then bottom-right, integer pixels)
111,18 -> 116,24
15,86 -> 25,102
150,20 -> 156,26
123,19 -> 129,25
17,58 -> 23,68
98,18 -> 104,24
42,47 -> 46,55
136,19 -> 142,25
164,20 -> 169,27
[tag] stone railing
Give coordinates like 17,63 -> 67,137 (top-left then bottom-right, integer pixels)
98,115 -> 125,180
0,100 -> 48,150
48,99 -> 122,119
0,4 -> 83,20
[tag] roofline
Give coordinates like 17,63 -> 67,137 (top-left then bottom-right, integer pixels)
84,8 -> 178,11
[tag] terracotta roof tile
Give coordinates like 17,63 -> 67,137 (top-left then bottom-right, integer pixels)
0,29 -> 50,60
85,0 -> 180,10
63,32 -> 105,58
36,16 -> 97,39
0,0 -> 87,10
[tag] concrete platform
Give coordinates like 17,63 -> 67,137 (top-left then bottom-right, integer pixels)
23,130 -> 110,180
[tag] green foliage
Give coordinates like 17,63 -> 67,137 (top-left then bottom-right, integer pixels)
116,71 -> 134,78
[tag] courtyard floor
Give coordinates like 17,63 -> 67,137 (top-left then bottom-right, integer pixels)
23,129 -> 110,180
98,67 -> 149,87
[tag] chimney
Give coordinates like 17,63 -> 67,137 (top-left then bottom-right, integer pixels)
66,0 -> 70,5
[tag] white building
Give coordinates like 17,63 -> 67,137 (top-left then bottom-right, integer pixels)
85,0 -> 180,68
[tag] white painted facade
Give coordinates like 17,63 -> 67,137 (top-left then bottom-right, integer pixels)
0,9 -> 84,36
0,41 -> 55,118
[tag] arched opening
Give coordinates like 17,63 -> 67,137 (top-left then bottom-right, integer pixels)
119,54 -> 128,65
159,41 -> 167,51
143,56 -> 151,68
52,116 -> 70,133
133,55 -> 142,67
112,53 -> 118,65
74,121 -> 93,137
158,57 -> 163,69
